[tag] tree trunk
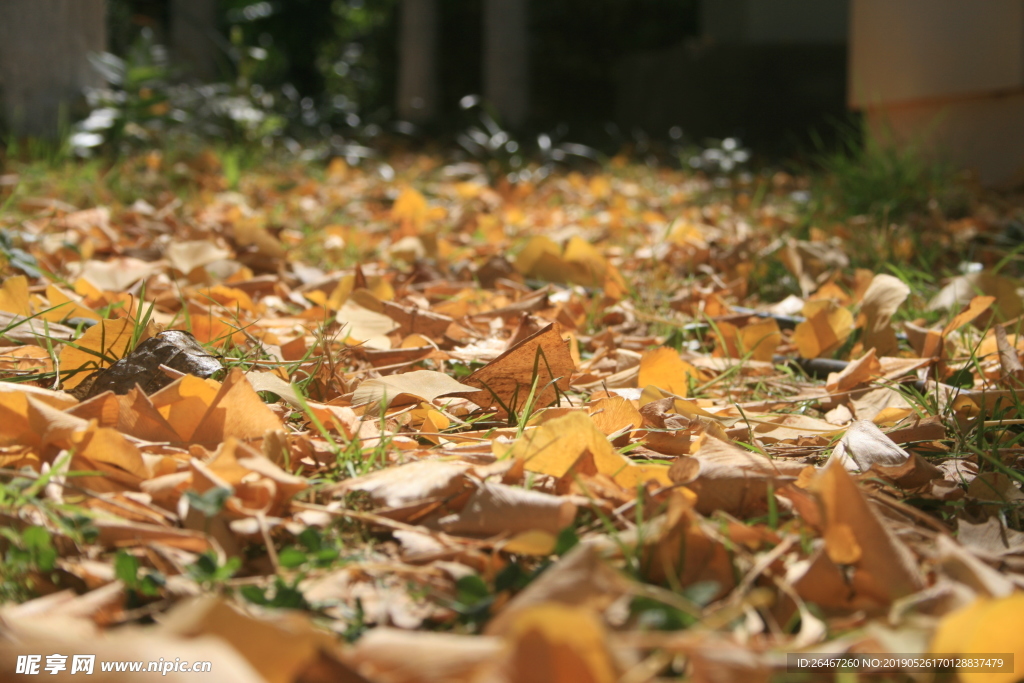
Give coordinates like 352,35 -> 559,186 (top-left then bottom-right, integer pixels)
170,0 -> 222,82
0,0 -> 106,139
483,0 -> 528,129
396,0 -> 439,124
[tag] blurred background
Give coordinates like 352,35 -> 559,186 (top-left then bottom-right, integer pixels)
0,0 -> 1022,185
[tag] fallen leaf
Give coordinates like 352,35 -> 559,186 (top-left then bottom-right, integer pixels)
825,348 -> 881,394
637,347 -> 697,397
807,459 -> 923,604
58,319 -> 137,390
437,482 -> 577,536
859,273 -> 909,356
463,323 -> 574,418
931,593 -> 1024,683
353,369 -> 477,413
508,410 -> 633,484
669,435 -> 805,516
930,271 -> 1022,322
190,368 -> 284,444
0,275 -> 33,317
828,420 -> 910,471
793,299 -> 853,359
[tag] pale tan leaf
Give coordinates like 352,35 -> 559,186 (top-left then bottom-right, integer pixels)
350,628 -> 499,683
337,459 -> 472,508
828,419 -> 910,471
166,240 -> 233,275
437,482 -> 577,536
860,273 -> 910,356
353,369 -> 477,413
336,299 -> 398,350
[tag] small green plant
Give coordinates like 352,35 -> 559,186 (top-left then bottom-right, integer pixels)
0,525 -> 58,602
276,527 -> 342,570
812,119 -> 963,222
186,551 -> 242,589
240,576 -> 309,610
115,551 -> 165,602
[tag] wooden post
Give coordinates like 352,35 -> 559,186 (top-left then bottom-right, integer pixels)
170,0 -> 222,82
483,0 -> 529,129
0,0 -> 106,138
396,0 -> 439,124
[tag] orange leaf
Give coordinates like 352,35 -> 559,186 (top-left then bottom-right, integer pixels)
58,319 -> 136,390
943,295 -> 996,336
0,275 -> 32,317
637,347 -> 697,397
464,323 -> 574,418
807,459 -> 923,604
190,368 -> 284,444
793,300 -> 853,359
932,594 -> 1024,683
500,604 -> 617,683
738,318 -> 782,362
391,186 -> 430,234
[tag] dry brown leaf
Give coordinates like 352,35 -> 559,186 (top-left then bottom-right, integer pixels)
825,348 -> 881,394
338,459 -> 472,508
993,324 -> 1024,388
967,472 -> 1024,505
437,482 -> 577,536
463,323 -> 574,418
807,459 -> 924,605
669,435 -> 804,516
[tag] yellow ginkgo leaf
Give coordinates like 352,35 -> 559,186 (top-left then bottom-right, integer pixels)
58,319 -> 136,390
0,275 -> 31,317
637,347 -> 697,397
793,299 -> 853,359
391,186 -> 430,234
932,594 -> 1024,683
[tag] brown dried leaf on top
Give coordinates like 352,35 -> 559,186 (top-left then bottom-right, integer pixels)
803,459 -> 924,607
669,434 -> 805,516
462,322 -> 575,418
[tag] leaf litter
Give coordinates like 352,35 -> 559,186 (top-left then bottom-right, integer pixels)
0,153 -> 1023,681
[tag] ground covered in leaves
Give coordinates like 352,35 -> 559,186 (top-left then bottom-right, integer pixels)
2,150 -> 1024,682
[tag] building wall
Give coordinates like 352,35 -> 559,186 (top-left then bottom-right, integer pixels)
849,0 -> 1024,185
